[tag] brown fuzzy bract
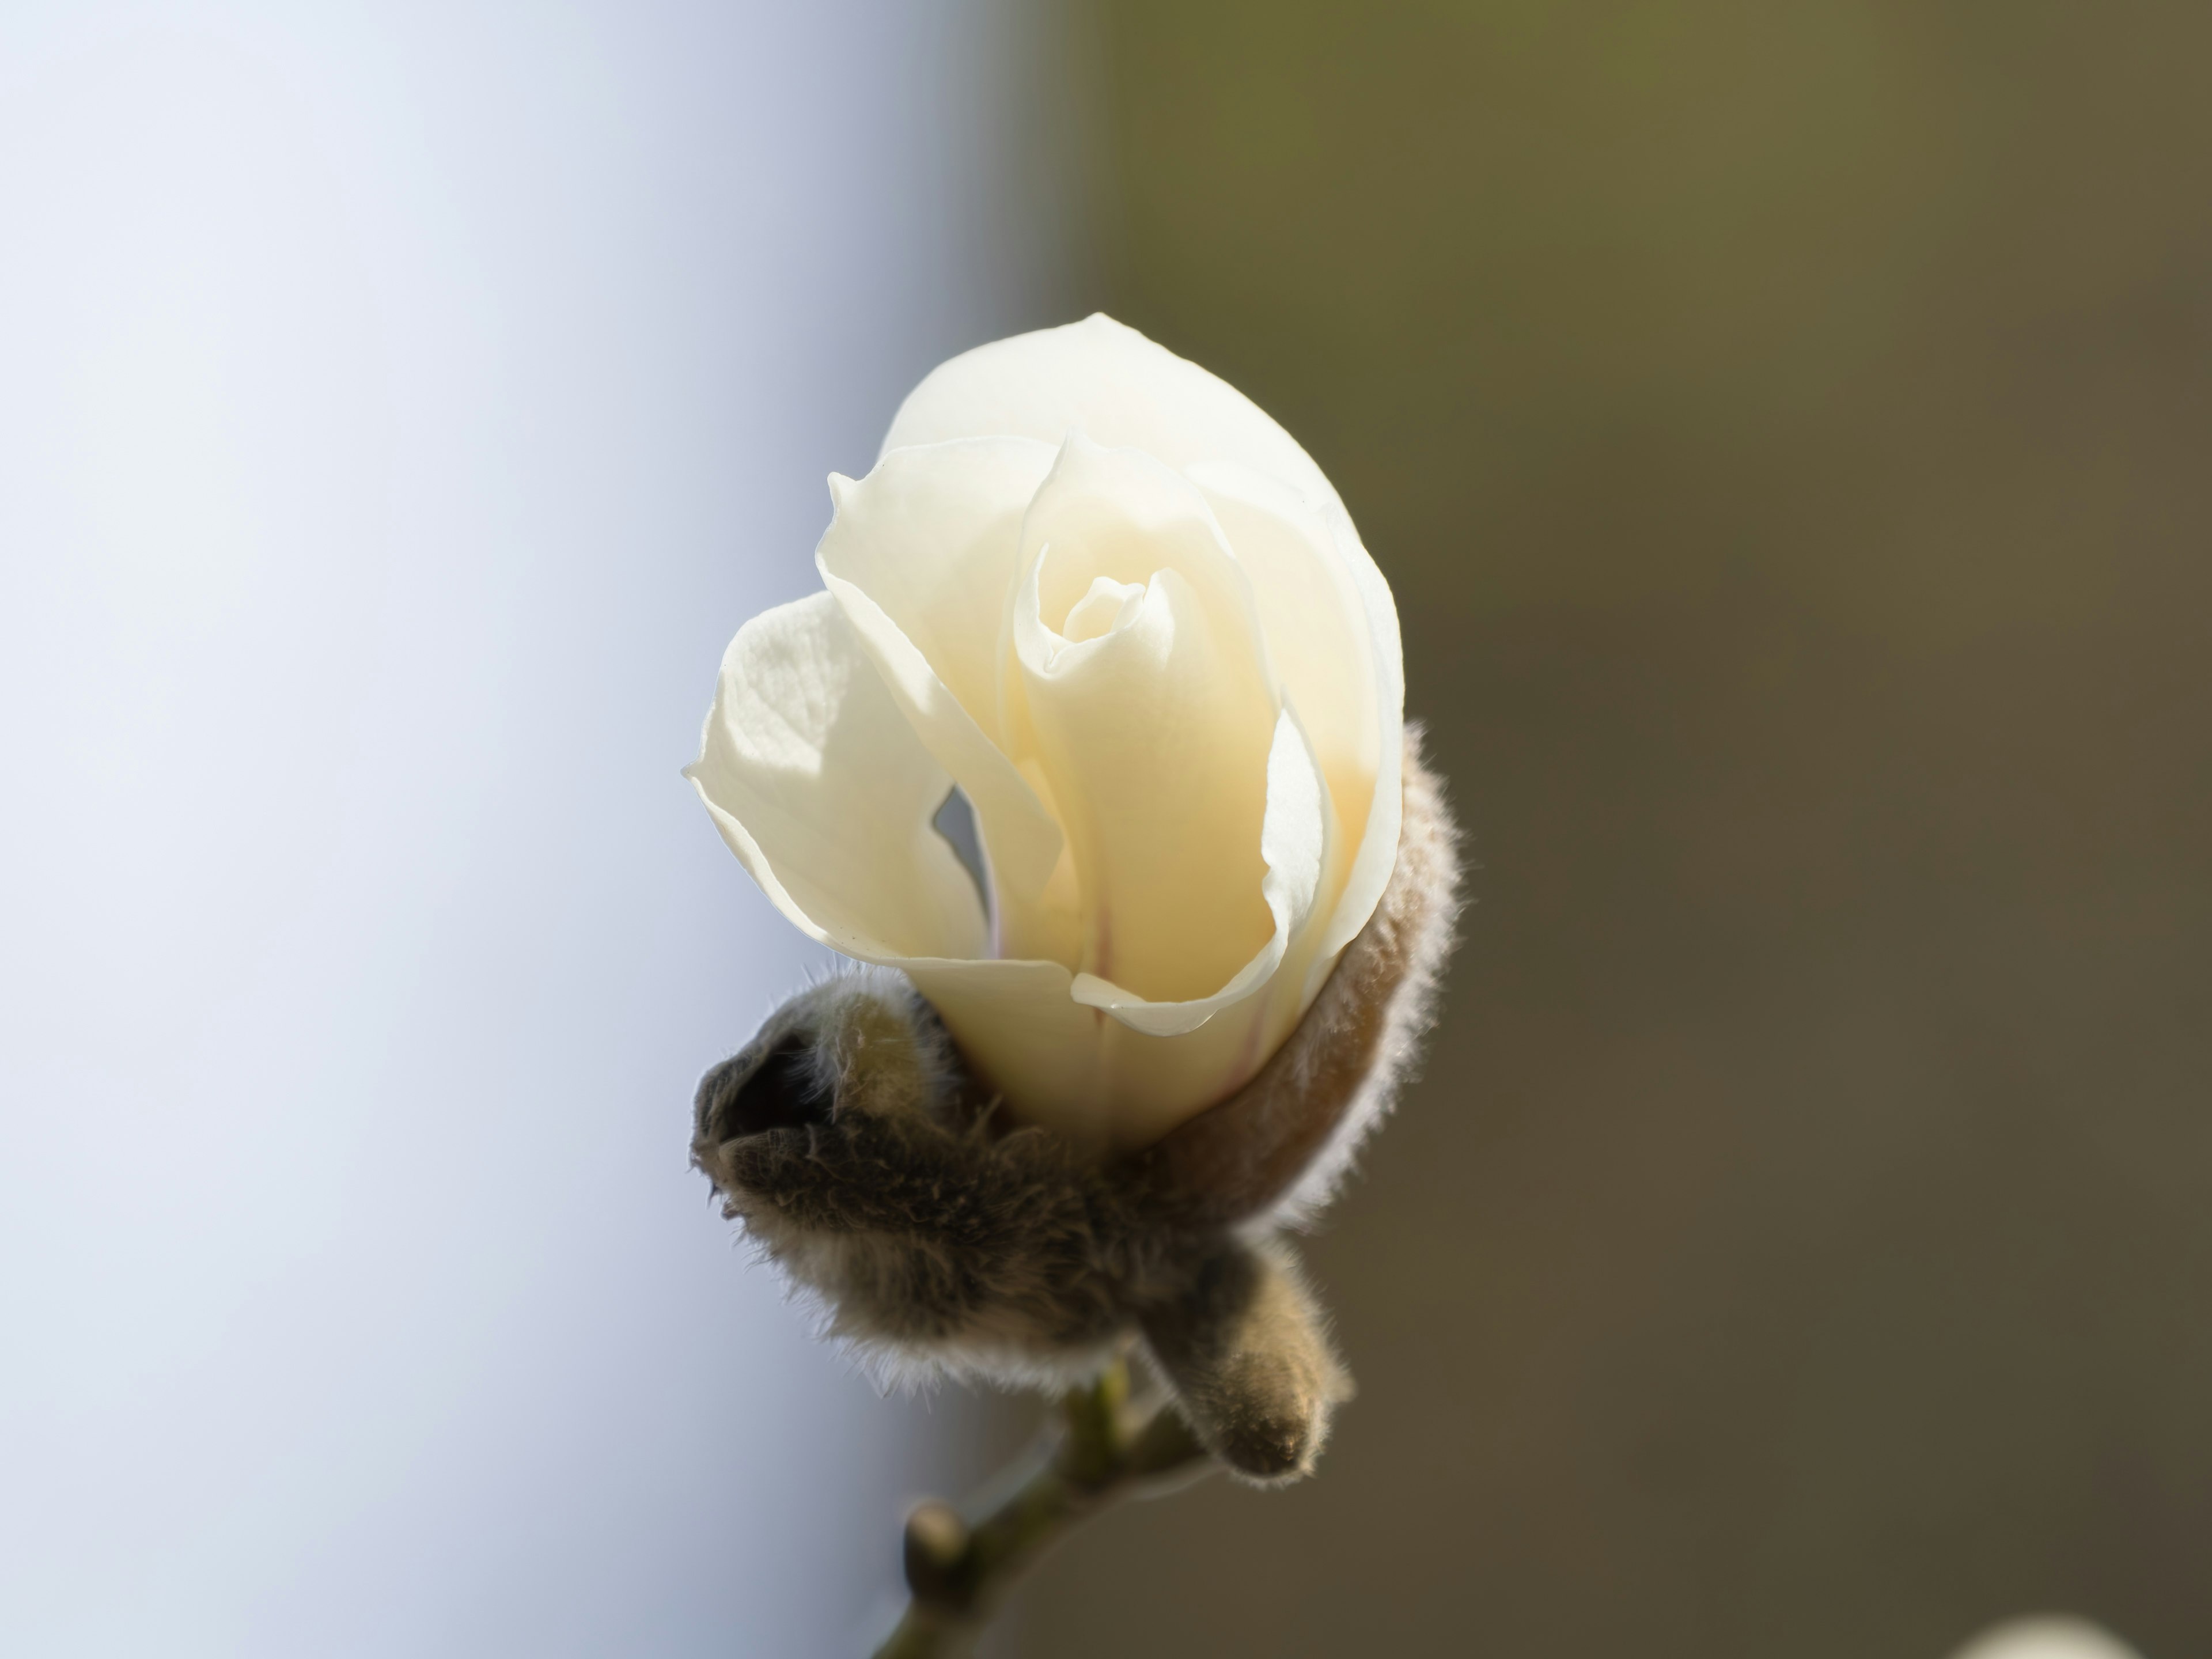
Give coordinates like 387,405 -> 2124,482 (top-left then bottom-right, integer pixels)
691,729 -> 1461,1482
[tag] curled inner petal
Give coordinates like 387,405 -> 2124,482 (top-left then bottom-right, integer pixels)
1005,436 -> 1282,1006
1060,575 -> 1145,645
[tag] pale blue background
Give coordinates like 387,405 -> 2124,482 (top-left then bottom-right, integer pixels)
0,2 -> 1077,1652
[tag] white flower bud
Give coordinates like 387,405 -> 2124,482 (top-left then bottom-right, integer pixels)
688,315 -> 1406,1149
685,319 -> 1461,1482
1949,1619 -> 2144,1659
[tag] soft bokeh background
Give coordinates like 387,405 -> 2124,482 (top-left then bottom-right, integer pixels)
0,2 -> 1074,1654
1013,2 -> 2212,1656
7,1 -> 2209,1656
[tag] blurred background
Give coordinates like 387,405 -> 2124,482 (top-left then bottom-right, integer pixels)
4,2 -> 2208,1656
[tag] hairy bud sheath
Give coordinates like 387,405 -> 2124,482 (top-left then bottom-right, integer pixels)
692,729 -> 1460,1483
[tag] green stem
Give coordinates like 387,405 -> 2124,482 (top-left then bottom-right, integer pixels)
873,1359 -> 1213,1658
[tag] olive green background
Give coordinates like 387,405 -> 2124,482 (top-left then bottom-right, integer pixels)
1009,2 -> 2212,1653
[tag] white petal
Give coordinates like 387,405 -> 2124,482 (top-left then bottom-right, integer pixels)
908,953 -> 1288,1150
1003,436 -> 1280,1006
684,592 -> 987,962
818,438 -> 1050,733
813,439 -> 1067,922
1188,463 -> 1374,914
1304,509 -> 1404,979
1073,706 -> 1331,1036
1186,457 -> 1402,985
882,314 -> 1336,512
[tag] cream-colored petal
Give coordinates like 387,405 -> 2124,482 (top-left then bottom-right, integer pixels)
1003,436 -> 1281,1006
882,315 -> 1406,975
881,314 -> 1334,513
1301,507 -> 1403,980
1062,575 -> 1145,643
1185,457 -> 1402,988
813,438 -> 1067,922
906,953 -> 1290,1151
818,437 -> 1051,730
684,592 -> 987,963
1188,464 -> 1372,915
1073,706 -> 1331,1036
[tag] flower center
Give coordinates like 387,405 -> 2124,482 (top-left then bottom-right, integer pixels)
1058,574 -> 1147,645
